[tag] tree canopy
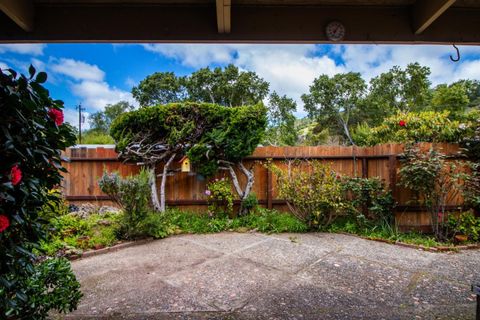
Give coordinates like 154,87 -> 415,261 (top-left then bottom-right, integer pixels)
131,64 -> 269,108
302,72 -> 366,145
89,101 -> 134,133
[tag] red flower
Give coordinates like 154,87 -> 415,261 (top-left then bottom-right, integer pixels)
10,165 -> 22,186
0,215 -> 9,232
398,120 -> 406,127
48,108 -> 64,126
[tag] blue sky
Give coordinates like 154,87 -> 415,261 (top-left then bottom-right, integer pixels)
1,43 -> 480,129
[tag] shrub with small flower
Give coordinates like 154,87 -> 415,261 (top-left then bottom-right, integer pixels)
0,66 -> 81,318
205,178 -> 235,218
353,110 -> 471,146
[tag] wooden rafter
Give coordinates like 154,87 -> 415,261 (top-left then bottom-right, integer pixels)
0,0 -> 34,32
216,0 -> 231,33
413,0 -> 456,35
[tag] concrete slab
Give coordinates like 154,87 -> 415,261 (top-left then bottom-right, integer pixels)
62,232 -> 479,320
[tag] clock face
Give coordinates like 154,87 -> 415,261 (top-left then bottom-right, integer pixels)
325,21 -> 346,42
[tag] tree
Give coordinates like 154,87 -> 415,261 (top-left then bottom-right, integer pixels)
431,83 -> 469,114
89,101 -> 134,133
364,63 -> 432,125
132,72 -> 186,107
451,79 -> 480,108
302,72 -> 366,145
187,103 -> 267,215
110,102 -> 267,214
0,66 -> 81,318
264,92 -> 297,146
132,65 -> 270,108
186,64 -> 269,107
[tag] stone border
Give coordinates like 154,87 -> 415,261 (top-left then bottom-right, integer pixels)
347,233 -> 480,252
66,232 -> 480,260
69,237 -> 154,260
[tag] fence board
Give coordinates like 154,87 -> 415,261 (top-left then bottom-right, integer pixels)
61,143 -> 467,230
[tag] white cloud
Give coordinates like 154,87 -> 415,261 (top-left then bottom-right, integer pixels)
50,58 -> 105,81
233,45 -> 344,110
47,57 -> 136,111
0,61 -> 9,70
125,76 -> 136,88
71,80 -> 136,111
0,44 -> 46,56
142,44 -> 237,67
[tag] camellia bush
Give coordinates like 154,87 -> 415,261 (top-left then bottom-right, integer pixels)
353,110 -> 473,146
110,102 -> 267,215
0,66 -> 81,318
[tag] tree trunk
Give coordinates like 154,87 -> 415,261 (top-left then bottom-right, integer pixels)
149,165 -> 162,211
159,153 -> 176,212
223,162 -> 255,216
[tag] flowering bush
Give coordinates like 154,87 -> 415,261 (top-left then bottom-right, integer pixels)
0,66 -> 80,318
353,111 -> 471,146
268,161 -> 346,228
206,178 -> 234,217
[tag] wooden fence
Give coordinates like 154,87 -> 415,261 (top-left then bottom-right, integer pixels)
61,143 -> 465,231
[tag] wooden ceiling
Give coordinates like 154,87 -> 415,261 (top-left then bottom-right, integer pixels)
0,0 -> 479,43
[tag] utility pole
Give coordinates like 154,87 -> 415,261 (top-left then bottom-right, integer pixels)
76,104 -> 85,144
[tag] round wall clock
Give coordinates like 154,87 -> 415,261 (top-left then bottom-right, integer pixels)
325,21 -> 346,42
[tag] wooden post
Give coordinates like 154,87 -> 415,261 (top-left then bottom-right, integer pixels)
361,157 -> 368,179
388,155 -> 398,201
266,168 -> 273,210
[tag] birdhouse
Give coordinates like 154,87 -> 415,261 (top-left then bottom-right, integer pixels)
179,156 -> 191,172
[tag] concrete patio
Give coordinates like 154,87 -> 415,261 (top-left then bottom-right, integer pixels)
63,232 -> 479,319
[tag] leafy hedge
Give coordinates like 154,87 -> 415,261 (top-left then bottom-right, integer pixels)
0,67 -> 81,318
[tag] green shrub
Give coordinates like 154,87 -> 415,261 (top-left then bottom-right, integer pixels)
448,211 -> 480,241
241,193 -> 259,214
206,178 -> 234,217
268,161 -> 346,228
340,177 -> 395,227
0,66 -> 80,318
139,211 -> 176,239
399,144 -> 464,241
463,162 -> 480,211
238,208 -> 308,233
38,212 -> 122,255
13,258 -> 82,319
99,169 -> 152,238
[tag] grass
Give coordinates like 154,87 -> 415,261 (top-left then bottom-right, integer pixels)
41,205 -> 473,257
39,207 -> 308,256
326,216 -> 450,248
153,207 -> 308,236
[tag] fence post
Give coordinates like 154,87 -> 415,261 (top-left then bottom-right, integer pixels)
361,157 -> 368,179
266,168 -> 273,209
388,155 -> 398,204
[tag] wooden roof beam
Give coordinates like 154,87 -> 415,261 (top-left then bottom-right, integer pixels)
216,0 -> 231,34
0,0 -> 34,32
413,0 -> 456,35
